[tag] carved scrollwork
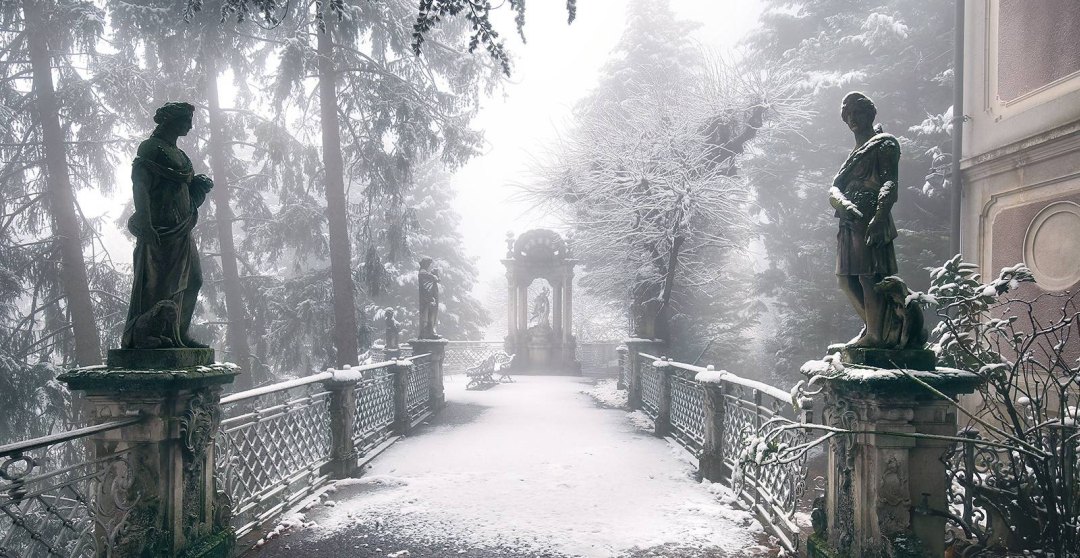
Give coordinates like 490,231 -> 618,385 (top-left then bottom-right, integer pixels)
179,389 -> 222,465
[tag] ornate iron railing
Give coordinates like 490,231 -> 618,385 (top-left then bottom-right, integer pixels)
577,342 -> 621,376
215,356 -> 428,540
0,416 -> 145,558
639,357 -> 662,419
353,367 -> 396,455
405,354 -> 433,422
442,341 -> 504,372
667,363 -> 706,456
627,352 -> 809,554
217,373 -> 336,539
618,347 -> 631,389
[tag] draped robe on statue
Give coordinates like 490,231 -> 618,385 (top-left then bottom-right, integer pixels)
122,136 -> 211,348
832,132 -> 900,277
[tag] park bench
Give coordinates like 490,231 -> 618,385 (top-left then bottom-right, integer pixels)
465,351 -> 515,390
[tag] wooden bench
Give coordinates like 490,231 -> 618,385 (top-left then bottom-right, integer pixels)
466,352 -> 515,390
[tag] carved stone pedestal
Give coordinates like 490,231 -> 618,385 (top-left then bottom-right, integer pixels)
623,338 -> 665,410
809,364 -> 980,558
408,338 -> 447,410
59,354 -> 240,557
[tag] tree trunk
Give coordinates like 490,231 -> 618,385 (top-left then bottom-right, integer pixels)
317,18 -> 360,367
25,0 -> 102,366
205,60 -> 254,388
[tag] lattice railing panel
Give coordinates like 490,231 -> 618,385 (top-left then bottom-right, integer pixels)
619,351 -> 630,388
406,357 -> 433,421
721,384 -> 757,474
443,342 -> 504,372
669,371 -> 706,455
640,359 -> 662,419
217,386 -> 332,538
0,419 -> 141,558
354,369 -> 395,453
577,342 -> 620,376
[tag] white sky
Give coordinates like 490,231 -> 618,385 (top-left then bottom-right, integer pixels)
451,0 -> 764,283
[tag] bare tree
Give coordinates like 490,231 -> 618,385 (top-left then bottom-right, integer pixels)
531,57 -> 803,341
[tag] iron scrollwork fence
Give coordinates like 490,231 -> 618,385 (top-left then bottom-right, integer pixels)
0,416 -> 145,558
627,352 -> 809,554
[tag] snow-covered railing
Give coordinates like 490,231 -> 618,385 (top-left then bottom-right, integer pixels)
577,341 -> 622,376
624,349 -> 809,554
441,341 -> 504,372
0,416 -> 146,557
215,354 -> 442,542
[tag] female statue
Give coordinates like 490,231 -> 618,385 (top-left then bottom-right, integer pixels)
122,102 -> 213,349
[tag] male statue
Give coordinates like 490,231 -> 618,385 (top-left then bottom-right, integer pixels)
829,92 -> 900,349
122,102 -> 213,349
418,257 -> 441,338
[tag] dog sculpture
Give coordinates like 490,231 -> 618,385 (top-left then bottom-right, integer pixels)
874,275 -> 928,350
129,299 -> 182,349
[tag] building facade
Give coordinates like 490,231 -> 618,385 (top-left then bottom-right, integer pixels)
960,0 -> 1080,293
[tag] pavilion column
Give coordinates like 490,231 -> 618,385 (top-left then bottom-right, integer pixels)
562,272 -> 574,343
552,281 -> 563,339
517,284 -> 528,333
506,273 -> 517,340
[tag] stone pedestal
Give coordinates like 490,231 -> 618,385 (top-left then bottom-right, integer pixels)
58,351 -> 240,557
408,338 -> 447,410
698,366 -> 727,482
623,338 -> 665,411
809,364 -> 980,558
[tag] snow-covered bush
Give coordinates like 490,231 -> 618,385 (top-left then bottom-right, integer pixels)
928,256 -> 1079,555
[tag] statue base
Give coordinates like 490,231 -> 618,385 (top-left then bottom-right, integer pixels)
106,348 -> 215,370
840,347 -> 936,371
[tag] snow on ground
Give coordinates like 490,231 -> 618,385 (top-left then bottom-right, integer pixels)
583,378 -> 628,409
265,376 -> 773,557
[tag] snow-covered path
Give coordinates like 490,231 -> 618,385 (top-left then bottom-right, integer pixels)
254,376 -> 775,558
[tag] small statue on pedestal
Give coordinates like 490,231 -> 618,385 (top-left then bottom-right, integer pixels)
505,231 -> 516,258
122,102 -> 213,350
418,257 -> 441,339
384,307 -> 400,350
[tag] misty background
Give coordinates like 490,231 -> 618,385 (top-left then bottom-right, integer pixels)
0,0 -> 956,442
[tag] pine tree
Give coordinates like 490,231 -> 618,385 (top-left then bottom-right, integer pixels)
0,0 -> 132,367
